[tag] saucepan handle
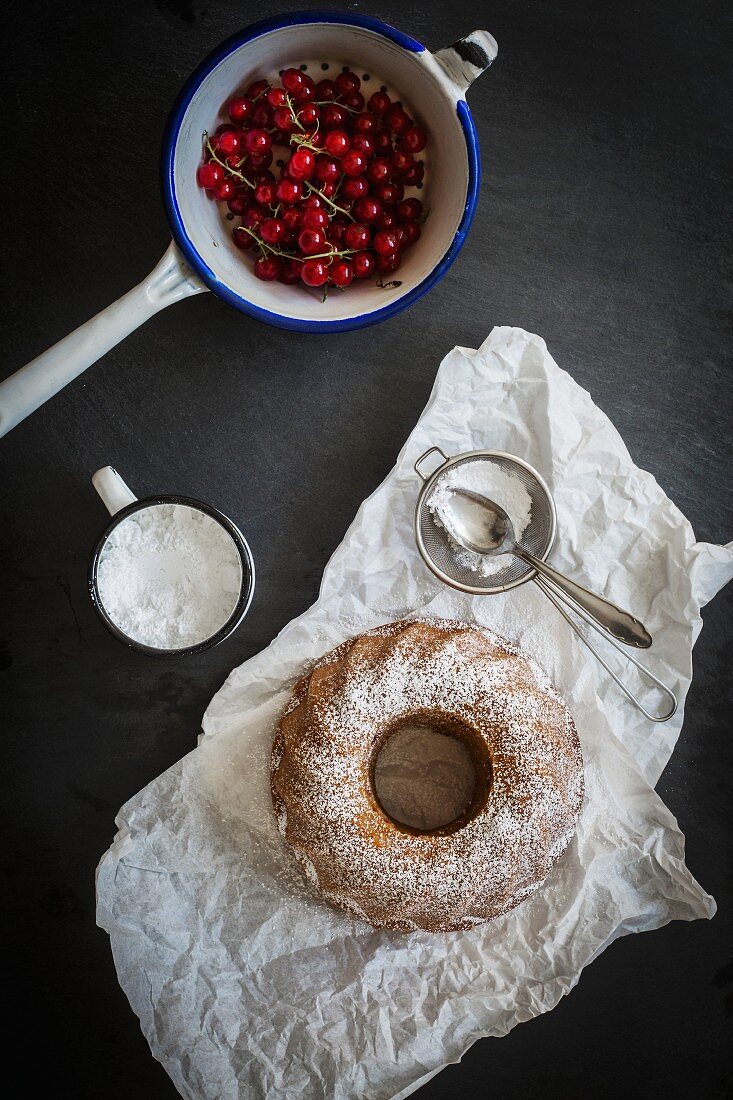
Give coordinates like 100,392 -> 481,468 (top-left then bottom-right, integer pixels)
0,243 -> 207,440
433,31 -> 498,96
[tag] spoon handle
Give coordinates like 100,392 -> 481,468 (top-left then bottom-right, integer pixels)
514,548 -> 652,648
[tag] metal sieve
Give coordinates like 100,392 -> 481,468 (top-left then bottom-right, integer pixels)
414,448 -> 556,595
413,446 -> 678,722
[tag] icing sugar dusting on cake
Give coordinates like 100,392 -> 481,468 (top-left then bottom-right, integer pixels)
271,617 -> 584,932
427,461 -> 532,577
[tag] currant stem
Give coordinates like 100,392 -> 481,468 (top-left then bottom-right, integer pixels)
285,94 -> 305,132
305,181 -> 355,220
204,134 -> 255,188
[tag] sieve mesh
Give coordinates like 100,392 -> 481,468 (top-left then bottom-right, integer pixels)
415,452 -> 556,594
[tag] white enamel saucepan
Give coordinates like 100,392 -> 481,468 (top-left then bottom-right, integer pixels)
0,11 -> 497,438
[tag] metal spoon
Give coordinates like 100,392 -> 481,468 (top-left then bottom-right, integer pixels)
441,488 -> 652,649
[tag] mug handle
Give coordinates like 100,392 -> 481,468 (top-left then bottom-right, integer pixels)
92,466 -> 138,516
434,31 -> 498,95
0,243 -> 207,440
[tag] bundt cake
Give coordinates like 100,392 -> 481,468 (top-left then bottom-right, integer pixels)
271,617 -> 584,932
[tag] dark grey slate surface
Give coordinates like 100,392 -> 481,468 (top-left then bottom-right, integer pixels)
1,1 -> 731,1096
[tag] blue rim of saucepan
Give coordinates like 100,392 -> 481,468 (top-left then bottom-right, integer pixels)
161,10 -> 481,333
88,495 -> 255,658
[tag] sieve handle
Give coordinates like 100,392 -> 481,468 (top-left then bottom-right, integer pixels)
414,446 -> 450,481
534,574 -> 678,722
92,466 -> 137,516
515,547 -> 652,648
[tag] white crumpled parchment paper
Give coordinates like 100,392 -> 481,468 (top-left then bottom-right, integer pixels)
96,327 -> 733,1100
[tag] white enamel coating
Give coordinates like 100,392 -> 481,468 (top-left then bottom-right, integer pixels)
92,466 -> 138,516
0,244 -> 206,439
0,20 -> 496,438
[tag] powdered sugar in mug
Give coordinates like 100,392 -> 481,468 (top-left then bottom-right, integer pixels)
88,467 -> 254,656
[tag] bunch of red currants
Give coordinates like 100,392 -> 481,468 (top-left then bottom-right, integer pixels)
196,66 -> 428,292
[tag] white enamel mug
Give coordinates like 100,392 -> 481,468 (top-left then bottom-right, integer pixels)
0,12 -> 497,437
88,466 -> 255,657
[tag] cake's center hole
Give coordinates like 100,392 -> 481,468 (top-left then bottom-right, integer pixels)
372,723 -> 483,833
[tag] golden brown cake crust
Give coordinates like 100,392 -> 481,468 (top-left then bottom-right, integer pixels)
271,617 -> 584,932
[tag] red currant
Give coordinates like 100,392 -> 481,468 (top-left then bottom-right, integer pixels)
260,218 -> 286,244
272,105 -> 295,132
276,177 -> 302,204
342,91 -> 366,112
298,227 -> 327,255
330,260 -> 354,287
341,149 -> 367,177
353,196 -> 383,223
400,124 -> 427,154
352,251 -> 376,279
228,96 -> 252,124
328,217 -> 348,244
301,258 -> 329,286
243,128 -> 271,155
314,155 -> 340,184
373,229 -> 399,257
396,197 -> 423,222
281,207 -> 302,232
254,177 -> 276,206
402,161 -> 425,186
400,221 -> 421,247
252,103 -> 273,128
241,204 -> 268,228
213,178 -> 235,202
322,103 -> 348,129
373,181 -> 400,207
279,258 -> 303,285
377,210 -> 397,230
391,149 -> 415,176
267,87 -> 287,108
366,157 -> 392,185
288,147 -> 316,181
347,136 -> 372,161
197,162 -> 224,190
233,226 -> 254,249
301,208 -> 329,231
246,79 -> 269,100
227,192 -> 249,215
324,130 -> 350,157
342,175 -> 369,200
373,129 -> 393,155
293,80 -> 315,106
247,149 -> 273,171
386,105 -> 412,135
298,102 -> 320,127
335,70 -> 360,96
353,111 -> 378,134
216,130 -> 240,156
343,223 -> 371,250
254,255 -> 282,281
368,90 -> 391,115
281,68 -> 305,93
315,78 -> 337,100
377,252 -> 402,275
